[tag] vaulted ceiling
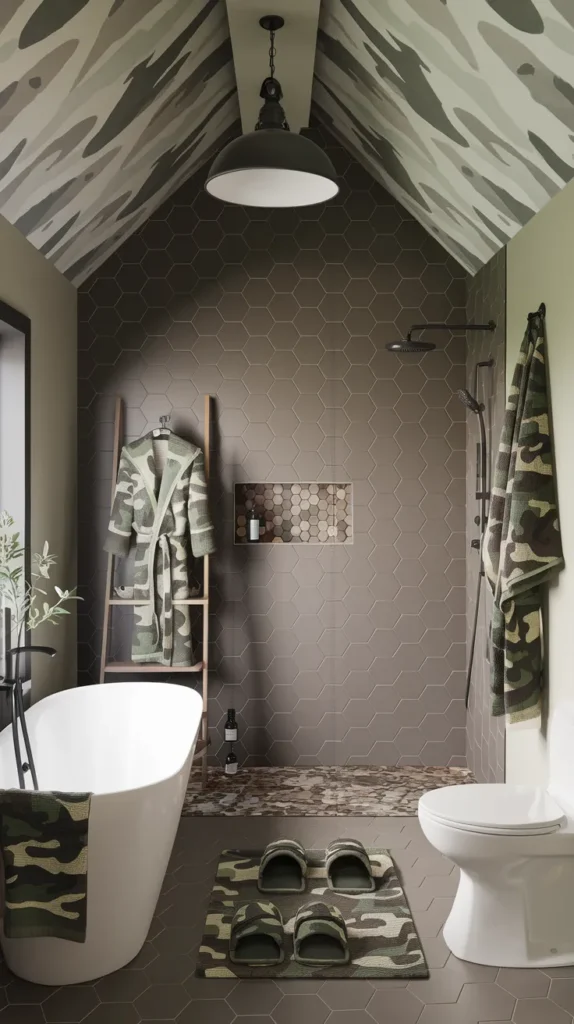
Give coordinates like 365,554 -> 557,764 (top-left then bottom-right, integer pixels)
1,0 -> 573,284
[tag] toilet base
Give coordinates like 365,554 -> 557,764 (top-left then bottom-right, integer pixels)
443,867 -> 574,968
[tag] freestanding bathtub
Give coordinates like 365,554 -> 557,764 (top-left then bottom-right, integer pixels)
0,681 -> 202,985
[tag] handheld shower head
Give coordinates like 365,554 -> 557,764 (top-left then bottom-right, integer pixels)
456,388 -> 482,414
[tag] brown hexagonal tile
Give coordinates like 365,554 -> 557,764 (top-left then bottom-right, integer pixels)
43,986 -> 100,1022
513,997 -> 571,1024
367,987 -> 423,1022
549,979 -> 574,1015
227,980 -> 281,1015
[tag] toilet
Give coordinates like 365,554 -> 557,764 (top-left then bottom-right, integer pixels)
418,701 -> 574,968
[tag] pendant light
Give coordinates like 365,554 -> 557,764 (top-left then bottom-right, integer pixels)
205,15 -> 339,208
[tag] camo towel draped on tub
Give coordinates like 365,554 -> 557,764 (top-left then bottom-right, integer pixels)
0,790 -> 91,942
483,306 -> 563,722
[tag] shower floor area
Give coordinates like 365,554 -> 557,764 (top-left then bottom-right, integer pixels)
184,765 -> 474,816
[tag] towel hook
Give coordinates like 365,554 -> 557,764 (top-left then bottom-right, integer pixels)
153,414 -> 172,439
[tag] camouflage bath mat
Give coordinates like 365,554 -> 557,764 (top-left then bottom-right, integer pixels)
196,848 -> 428,979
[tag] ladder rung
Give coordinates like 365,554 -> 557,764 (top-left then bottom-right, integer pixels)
108,598 -> 207,606
193,737 -> 211,760
104,662 -> 204,673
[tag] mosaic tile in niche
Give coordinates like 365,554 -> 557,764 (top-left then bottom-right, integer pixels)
235,482 -> 352,543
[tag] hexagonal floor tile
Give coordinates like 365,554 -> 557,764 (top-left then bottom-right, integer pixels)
513,997 -> 573,1024
227,980 -> 281,1016
272,993 -> 330,1024
367,987 -> 423,1023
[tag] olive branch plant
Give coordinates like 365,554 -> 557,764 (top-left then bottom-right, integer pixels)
0,511 -> 81,653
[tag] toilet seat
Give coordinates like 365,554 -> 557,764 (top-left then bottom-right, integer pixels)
419,784 -> 565,837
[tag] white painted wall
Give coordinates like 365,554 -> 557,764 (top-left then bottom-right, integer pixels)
506,176 -> 574,784
0,213 -> 77,701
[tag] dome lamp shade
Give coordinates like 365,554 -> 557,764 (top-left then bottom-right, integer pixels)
205,15 -> 338,208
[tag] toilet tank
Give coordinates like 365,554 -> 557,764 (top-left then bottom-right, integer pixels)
548,700 -> 574,815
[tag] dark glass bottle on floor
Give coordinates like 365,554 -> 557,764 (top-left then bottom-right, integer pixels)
248,507 -> 260,542
225,750 -> 238,775
225,709 -> 238,743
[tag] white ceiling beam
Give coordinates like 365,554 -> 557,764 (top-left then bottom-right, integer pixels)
225,0 -> 321,134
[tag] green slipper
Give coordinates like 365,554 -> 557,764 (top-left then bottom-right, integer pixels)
229,901 -> 285,966
258,838 -> 307,893
293,901 -> 350,966
325,838 -> 375,893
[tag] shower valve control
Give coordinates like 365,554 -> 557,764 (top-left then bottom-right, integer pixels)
471,539 -> 481,550
474,515 -> 480,526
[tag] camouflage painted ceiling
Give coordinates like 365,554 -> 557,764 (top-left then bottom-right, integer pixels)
1,0 -> 573,283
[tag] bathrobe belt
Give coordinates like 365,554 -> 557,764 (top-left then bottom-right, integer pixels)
148,533 -> 174,662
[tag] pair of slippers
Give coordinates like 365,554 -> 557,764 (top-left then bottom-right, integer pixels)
230,900 -> 349,967
229,838 -> 375,968
258,837 -> 375,895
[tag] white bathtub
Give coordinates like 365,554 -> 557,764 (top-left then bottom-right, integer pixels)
0,681 -> 202,985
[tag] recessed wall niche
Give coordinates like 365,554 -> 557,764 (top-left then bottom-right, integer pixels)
235,483 -> 353,544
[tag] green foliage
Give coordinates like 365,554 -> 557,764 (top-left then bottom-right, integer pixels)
0,511 -> 81,638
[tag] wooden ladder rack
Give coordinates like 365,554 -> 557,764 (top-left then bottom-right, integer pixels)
99,395 -> 212,788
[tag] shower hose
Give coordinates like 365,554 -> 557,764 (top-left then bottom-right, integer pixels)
465,567 -> 483,709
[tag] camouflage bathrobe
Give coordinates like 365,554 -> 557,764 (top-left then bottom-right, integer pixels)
104,433 -> 215,667
483,308 -> 563,722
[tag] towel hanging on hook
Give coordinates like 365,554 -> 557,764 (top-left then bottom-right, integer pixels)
528,302 -> 546,320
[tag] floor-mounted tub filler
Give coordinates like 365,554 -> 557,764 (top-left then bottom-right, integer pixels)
0,681 -> 202,985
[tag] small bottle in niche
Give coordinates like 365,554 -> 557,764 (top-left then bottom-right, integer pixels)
248,507 -> 260,542
225,708 -> 238,742
225,750 -> 238,775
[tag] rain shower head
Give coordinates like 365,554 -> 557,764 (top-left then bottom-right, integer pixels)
386,336 -> 436,353
456,388 -> 482,414
385,319 -> 496,354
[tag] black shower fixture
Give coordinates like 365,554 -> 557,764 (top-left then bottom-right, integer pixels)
386,320 -> 496,353
456,361 -> 495,710
456,388 -> 482,414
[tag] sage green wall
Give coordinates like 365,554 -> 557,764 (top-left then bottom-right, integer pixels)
506,176 -> 574,785
0,212 -> 77,700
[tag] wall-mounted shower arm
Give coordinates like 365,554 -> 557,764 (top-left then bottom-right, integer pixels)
406,320 -> 496,345
387,320 -> 496,353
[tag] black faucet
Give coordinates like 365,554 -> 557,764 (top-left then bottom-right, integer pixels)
0,645 -> 57,790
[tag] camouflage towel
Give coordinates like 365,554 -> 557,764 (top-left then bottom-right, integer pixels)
230,901 -> 284,966
0,790 -> 91,943
196,848 -> 428,979
484,307 -> 564,721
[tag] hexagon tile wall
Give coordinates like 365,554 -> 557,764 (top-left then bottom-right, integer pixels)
78,124 -> 468,768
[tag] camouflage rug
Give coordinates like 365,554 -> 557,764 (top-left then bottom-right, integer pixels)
196,848 -> 428,980
185,765 -> 474,816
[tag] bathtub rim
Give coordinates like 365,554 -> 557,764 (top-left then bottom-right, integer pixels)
0,680 -> 203,797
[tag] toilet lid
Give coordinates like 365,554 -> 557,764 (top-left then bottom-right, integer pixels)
419,784 -> 565,835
